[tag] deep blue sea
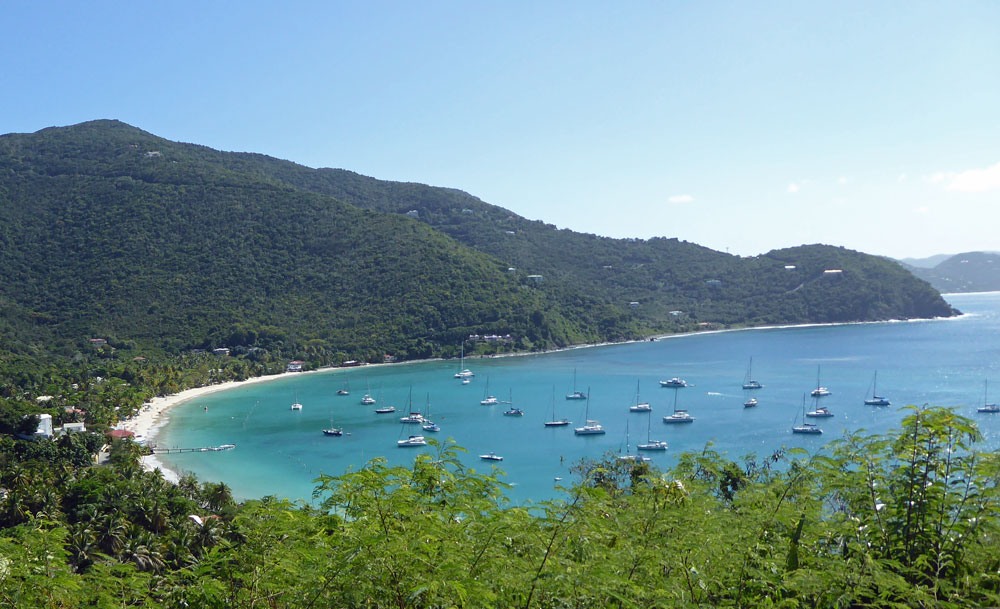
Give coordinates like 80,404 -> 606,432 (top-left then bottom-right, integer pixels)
156,292 -> 1000,504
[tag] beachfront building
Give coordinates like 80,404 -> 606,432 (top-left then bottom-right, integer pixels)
286,360 -> 304,372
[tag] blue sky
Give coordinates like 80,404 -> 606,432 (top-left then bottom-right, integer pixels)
2,1 -> 998,258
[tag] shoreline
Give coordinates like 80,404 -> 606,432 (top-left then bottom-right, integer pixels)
131,311 -> 969,481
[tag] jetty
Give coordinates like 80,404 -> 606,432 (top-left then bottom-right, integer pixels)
150,444 -> 236,454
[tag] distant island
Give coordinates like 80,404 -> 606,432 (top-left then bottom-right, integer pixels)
897,251 -> 1000,293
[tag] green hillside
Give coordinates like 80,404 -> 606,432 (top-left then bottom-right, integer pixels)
0,120 -> 956,365
900,251 -> 1000,293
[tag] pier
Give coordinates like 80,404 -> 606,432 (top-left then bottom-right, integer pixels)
150,444 -> 236,454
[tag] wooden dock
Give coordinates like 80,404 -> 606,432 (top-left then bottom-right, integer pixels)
150,444 -> 236,454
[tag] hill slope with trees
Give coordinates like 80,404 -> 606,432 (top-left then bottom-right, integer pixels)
0,120 -> 956,366
900,251 -> 1000,293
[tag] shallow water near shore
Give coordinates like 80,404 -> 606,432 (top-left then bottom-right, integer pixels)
156,292 -> 1000,504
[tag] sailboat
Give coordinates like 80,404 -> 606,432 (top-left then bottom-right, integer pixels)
360,380 -> 376,405
811,365 -> 831,397
337,377 -> 350,396
806,397 -> 834,418
978,380 -> 999,413
574,387 -> 605,435
290,391 -> 303,411
618,421 -> 651,462
863,371 -> 891,406
566,369 -> 587,400
743,395 -> 758,408
454,343 -> 474,379
742,357 -> 763,390
544,386 -> 571,427
397,433 -> 427,447
480,377 -> 499,405
322,412 -> 343,436
421,394 -> 440,432
637,408 -> 667,451
793,394 -> 823,434
628,379 -> 652,412
399,387 -> 424,423
502,390 -> 523,416
662,386 -> 694,424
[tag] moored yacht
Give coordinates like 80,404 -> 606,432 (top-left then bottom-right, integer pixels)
397,435 -> 427,447
660,377 -> 688,388
863,370 -> 890,406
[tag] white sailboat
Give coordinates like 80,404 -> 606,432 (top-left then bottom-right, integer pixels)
454,343 -> 474,379
978,380 -> 999,413
811,365 -> 831,397
628,379 -> 652,412
618,421 -> 651,462
574,387 -> 605,435
397,434 -> 427,447
793,395 -> 823,434
480,377 -> 499,405
544,386 -> 571,427
360,380 -> 376,405
290,391 -> 303,411
566,369 -> 587,400
863,370 -> 890,406
422,394 -> 440,432
337,377 -> 350,396
399,387 -> 424,423
742,357 -> 763,390
637,408 -> 667,451
662,386 -> 694,424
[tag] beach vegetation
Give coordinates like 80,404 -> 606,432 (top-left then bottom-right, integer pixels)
2,407 -> 1000,607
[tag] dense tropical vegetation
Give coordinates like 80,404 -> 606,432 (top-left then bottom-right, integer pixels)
2,406 -> 999,607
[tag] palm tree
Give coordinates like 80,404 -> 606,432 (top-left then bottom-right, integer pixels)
66,523 -> 97,572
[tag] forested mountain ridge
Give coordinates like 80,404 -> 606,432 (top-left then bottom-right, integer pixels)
899,251 -> 1000,294
0,120 -> 956,365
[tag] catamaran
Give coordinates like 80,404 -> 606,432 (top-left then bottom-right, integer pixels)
399,387 -> 423,423
811,365 -> 831,397
637,409 -> 667,451
480,377 -> 499,405
863,370 -> 891,406
574,387 -> 605,435
290,391 -> 303,411
618,421 -> 652,462
566,368 -> 587,400
454,343 -> 474,379
662,386 -> 694,424
628,379 -> 652,412
742,357 -> 763,390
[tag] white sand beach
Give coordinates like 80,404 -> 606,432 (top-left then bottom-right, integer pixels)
124,368 -> 330,482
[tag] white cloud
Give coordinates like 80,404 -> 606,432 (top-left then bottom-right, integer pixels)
913,206 -> 930,215
786,183 -> 800,194
924,162 -> 1000,192
838,176 -> 848,184
897,173 -> 907,183
667,194 -> 694,203
945,161 -> 1000,192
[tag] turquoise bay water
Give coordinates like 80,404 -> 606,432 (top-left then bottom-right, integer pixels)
157,292 -> 1000,504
